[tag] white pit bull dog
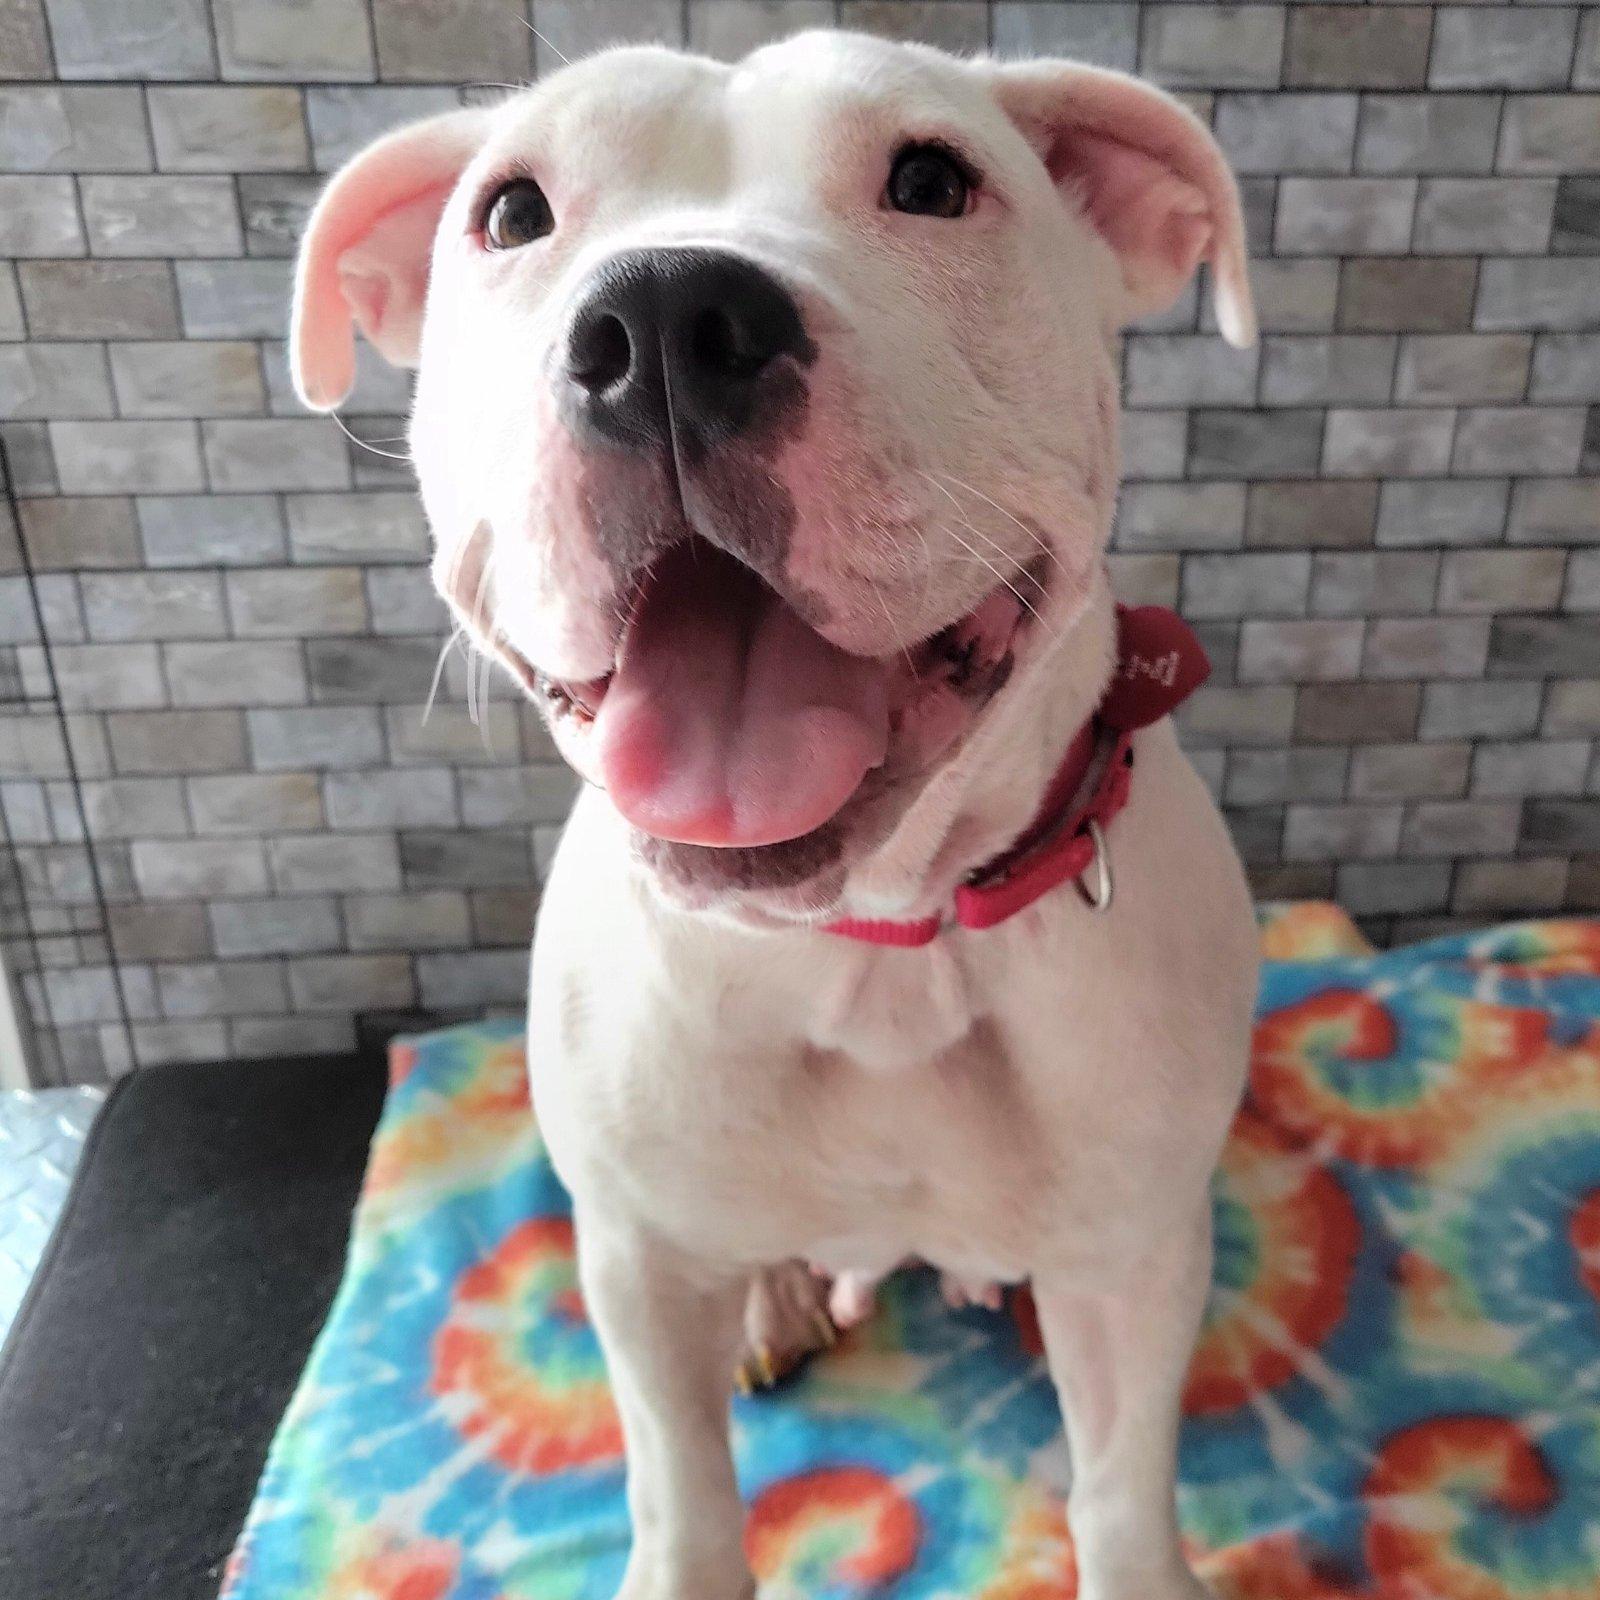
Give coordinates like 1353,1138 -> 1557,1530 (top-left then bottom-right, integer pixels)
292,30 -> 1260,1600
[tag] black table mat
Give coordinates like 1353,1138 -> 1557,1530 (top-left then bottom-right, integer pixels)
0,1052 -> 386,1600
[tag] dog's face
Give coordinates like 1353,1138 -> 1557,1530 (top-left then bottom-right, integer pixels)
293,31 -> 1251,921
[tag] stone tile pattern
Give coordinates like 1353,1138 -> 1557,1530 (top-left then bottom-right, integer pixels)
2,0 -> 1597,1082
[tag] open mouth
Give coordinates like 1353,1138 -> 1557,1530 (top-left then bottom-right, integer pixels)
536,537 -> 1037,851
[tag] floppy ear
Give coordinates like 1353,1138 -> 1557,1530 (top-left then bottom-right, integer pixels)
291,106 -> 492,411
990,62 -> 1255,348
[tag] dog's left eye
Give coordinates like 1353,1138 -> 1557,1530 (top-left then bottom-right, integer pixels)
886,144 -> 973,219
484,178 -> 555,248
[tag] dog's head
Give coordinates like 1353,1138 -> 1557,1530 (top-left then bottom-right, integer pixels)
291,31 -> 1251,922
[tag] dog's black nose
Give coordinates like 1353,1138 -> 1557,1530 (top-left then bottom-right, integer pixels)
563,248 -> 813,455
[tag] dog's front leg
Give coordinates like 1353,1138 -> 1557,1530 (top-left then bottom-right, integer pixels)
576,1211 -> 754,1600
1035,1209 -> 1212,1600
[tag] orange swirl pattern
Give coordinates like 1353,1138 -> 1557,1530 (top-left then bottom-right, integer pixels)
746,1466 -> 921,1587
1252,986 -> 1547,1167
1196,1533 -> 1365,1600
1185,1109 -> 1360,1415
1363,1417 -> 1598,1600
431,1216 -> 622,1475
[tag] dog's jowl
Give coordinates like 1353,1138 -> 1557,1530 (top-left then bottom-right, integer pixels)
293,30 -> 1259,1600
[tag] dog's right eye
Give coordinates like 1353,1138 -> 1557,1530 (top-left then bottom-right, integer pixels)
484,178 -> 554,249
886,143 -> 973,219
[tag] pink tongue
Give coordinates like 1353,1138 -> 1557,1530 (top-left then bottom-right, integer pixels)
596,542 -> 889,847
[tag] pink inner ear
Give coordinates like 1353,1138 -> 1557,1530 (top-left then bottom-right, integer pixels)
335,184 -> 456,367
994,64 -> 1255,347
291,108 -> 488,412
339,272 -> 390,362
1051,130 -> 1214,321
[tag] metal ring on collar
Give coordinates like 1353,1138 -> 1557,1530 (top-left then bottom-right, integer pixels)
1075,818 -> 1113,912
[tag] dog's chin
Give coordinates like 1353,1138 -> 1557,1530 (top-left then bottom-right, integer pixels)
631,823 -> 852,924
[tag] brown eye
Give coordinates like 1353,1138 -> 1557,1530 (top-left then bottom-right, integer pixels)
484,178 -> 554,248
886,143 -> 972,219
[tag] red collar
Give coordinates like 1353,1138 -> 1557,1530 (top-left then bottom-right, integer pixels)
824,605 -> 1209,948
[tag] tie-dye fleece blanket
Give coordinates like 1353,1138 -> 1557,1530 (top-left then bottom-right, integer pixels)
222,905 -> 1600,1600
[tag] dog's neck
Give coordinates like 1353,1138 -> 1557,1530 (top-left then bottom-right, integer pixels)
841,573 -> 1119,921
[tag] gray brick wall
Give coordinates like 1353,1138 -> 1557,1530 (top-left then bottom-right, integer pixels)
2,0 -> 1597,1083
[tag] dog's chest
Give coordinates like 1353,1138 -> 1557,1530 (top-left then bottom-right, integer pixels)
548,938 -> 1100,1273
786,1011 -> 1057,1277
805,934 -> 981,1069
531,800 -> 1244,1279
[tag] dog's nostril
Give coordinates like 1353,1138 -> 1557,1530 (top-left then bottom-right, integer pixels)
689,304 -> 772,381
568,311 -> 632,392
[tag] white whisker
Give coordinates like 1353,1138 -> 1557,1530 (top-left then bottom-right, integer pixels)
918,470 -> 1003,562
919,475 -> 1055,634
866,575 -> 917,673
423,626 -> 461,724
919,471 -> 1064,586
942,523 -> 1060,645
328,410 -> 411,462
466,542 -> 497,727
924,467 -> 1061,573
520,16 -> 572,66
441,527 -> 480,612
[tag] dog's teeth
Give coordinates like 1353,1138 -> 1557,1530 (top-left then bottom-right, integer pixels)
535,672 -> 599,725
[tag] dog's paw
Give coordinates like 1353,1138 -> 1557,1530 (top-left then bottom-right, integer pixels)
736,1260 -> 838,1394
